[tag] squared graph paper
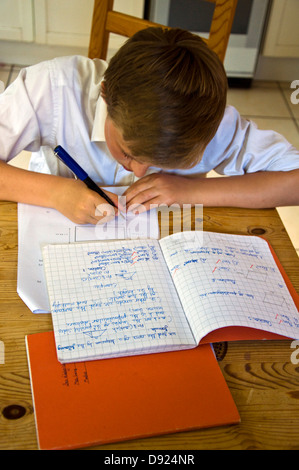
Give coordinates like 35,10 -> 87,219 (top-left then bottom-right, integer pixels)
43,239 -> 196,363
160,231 -> 299,343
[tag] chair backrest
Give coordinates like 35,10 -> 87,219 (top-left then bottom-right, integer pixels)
88,0 -> 238,63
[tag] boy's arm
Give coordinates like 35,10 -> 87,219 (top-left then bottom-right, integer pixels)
0,161 -> 119,224
194,169 -> 299,207
124,169 -> 299,210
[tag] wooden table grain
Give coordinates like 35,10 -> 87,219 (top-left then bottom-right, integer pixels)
0,201 -> 299,450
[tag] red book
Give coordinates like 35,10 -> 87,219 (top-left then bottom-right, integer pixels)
26,331 -> 240,450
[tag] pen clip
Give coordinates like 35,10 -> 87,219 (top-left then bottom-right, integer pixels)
54,149 -> 78,180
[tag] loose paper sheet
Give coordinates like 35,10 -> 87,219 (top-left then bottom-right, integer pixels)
17,187 -> 159,313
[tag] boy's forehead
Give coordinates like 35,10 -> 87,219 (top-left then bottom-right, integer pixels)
109,116 -> 205,168
106,118 -> 128,147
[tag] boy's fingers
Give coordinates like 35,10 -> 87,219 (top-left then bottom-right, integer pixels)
95,201 -> 116,218
125,181 -> 158,207
123,184 -> 143,204
123,174 -> 158,203
102,189 -> 126,212
127,197 -> 161,214
126,187 -> 159,210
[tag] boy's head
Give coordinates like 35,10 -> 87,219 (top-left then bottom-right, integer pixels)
103,27 -> 227,171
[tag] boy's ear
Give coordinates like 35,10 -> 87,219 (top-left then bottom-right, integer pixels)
101,81 -> 107,102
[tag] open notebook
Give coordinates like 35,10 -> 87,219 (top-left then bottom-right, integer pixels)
42,231 -> 299,363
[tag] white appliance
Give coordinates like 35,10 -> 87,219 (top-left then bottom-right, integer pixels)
144,0 -> 270,85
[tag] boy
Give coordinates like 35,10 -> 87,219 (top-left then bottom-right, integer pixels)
0,27 -> 298,224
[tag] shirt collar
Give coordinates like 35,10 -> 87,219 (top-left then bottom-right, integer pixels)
91,94 -> 107,142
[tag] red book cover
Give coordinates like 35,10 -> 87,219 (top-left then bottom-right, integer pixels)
26,331 -> 240,450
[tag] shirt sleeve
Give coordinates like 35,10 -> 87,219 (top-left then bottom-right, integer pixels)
203,105 -> 299,175
0,60 -> 55,162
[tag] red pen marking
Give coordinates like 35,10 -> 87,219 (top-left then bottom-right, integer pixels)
131,251 -> 138,265
275,313 -> 283,324
212,259 -> 221,273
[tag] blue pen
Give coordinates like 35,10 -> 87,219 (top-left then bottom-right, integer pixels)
54,145 -> 123,216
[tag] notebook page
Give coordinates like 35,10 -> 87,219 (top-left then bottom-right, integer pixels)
160,231 -> 299,343
42,239 -> 196,363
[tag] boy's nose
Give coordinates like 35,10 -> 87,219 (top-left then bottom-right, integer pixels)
131,161 -> 150,178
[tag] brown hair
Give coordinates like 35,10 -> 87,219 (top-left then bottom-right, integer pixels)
103,27 -> 227,168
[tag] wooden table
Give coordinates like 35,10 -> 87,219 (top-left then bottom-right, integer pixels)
0,201 -> 299,450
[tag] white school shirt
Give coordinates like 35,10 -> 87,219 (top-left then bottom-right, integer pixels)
0,55 -> 298,185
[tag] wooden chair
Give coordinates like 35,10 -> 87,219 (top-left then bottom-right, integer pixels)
88,0 -> 238,64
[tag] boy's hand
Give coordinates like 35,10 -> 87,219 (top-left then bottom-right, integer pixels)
0,162 -> 124,225
124,169 -> 299,211
53,179 -> 120,224
124,173 -> 193,213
